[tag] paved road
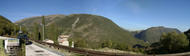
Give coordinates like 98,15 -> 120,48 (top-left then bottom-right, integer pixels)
0,36 -> 14,40
0,36 -> 63,56
26,44 -> 63,56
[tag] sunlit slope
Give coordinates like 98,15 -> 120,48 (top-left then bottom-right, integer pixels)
135,26 -> 181,43
15,15 -> 65,30
48,14 -> 146,48
16,14 -> 146,48
0,15 -> 16,36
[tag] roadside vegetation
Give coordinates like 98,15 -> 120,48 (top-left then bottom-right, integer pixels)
0,39 -> 7,56
147,31 -> 190,54
0,15 -> 21,37
0,15 -> 27,56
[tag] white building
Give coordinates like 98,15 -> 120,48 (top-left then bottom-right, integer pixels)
44,39 -> 54,44
4,38 -> 20,56
58,35 -> 74,47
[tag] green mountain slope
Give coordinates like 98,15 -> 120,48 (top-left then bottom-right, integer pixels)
15,14 -> 65,29
134,26 -> 181,43
16,14 -> 146,48
15,15 -> 65,34
0,15 -> 16,36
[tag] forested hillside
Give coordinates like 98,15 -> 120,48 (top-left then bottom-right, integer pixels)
134,26 -> 181,43
15,15 -> 65,32
0,15 -> 18,36
16,14 -> 147,49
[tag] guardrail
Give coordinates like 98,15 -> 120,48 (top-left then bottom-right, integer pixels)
33,40 -> 190,56
33,40 -> 143,56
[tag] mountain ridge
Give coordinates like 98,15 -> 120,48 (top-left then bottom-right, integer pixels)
16,14 -> 147,48
134,26 -> 181,43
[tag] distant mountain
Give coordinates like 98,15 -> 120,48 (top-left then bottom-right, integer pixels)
134,26 -> 181,43
130,30 -> 142,36
0,15 -> 16,36
16,14 -> 146,48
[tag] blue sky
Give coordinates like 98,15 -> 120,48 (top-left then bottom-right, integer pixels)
1,0 -> 190,32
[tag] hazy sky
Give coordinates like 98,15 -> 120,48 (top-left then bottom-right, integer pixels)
1,0 -> 190,31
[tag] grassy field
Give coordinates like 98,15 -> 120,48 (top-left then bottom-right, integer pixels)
0,39 -> 7,56
83,47 -> 143,55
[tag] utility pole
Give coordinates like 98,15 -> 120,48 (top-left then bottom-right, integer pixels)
20,25 -> 21,31
19,25 -> 22,33
42,16 -> 45,41
42,23 -> 45,41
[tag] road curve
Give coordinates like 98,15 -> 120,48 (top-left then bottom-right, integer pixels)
26,44 -> 64,56
0,36 -> 63,56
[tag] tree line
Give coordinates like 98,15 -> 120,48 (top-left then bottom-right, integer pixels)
147,30 -> 190,54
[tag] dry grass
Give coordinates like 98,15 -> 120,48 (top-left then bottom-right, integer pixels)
83,47 -> 143,55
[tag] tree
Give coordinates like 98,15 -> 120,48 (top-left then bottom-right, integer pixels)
68,38 -> 73,47
101,40 -> 108,48
48,24 -> 61,44
32,23 -> 41,41
184,29 -> 190,40
184,29 -> 190,50
73,38 -> 88,48
101,40 -> 112,48
160,32 -> 189,52
107,40 -> 113,48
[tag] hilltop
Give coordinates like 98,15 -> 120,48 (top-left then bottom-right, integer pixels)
134,26 -> 181,43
